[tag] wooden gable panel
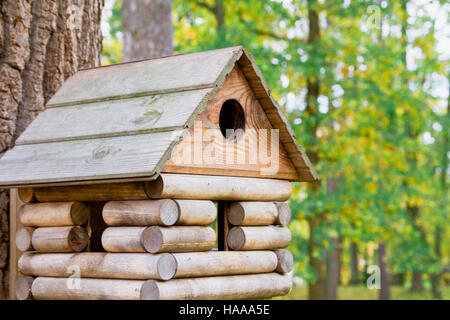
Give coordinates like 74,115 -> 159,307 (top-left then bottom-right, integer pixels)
16,89 -> 211,145
163,66 -> 299,180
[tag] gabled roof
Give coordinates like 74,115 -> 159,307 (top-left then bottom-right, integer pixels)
0,46 -> 317,187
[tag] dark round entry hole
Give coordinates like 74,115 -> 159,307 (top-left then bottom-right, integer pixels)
219,99 -> 246,142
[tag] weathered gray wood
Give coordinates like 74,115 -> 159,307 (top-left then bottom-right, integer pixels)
274,202 -> 291,226
146,173 -> 292,201
102,199 -> 216,226
101,227 -> 148,253
14,276 -> 35,300
32,226 -> 89,252
0,130 -> 183,186
47,47 -> 242,107
227,226 -> 291,250
18,252 -> 177,280
31,277 -> 146,300
227,201 -> 278,226
19,202 -> 89,227
15,227 -> 35,252
17,90 -> 210,145
275,250 -> 294,273
141,272 -> 292,300
143,226 -> 216,253
172,200 -> 216,225
172,251 -> 278,278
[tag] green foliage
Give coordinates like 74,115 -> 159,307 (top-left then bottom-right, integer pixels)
102,0 -> 449,297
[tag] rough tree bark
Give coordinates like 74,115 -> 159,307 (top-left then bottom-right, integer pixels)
0,0 -> 103,299
122,0 -> 173,62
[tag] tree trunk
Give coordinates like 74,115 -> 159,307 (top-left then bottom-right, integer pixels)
378,243 -> 390,300
411,270 -> 423,292
349,241 -> 359,285
122,0 -> 173,62
0,0 -> 103,299
326,237 -> 341,299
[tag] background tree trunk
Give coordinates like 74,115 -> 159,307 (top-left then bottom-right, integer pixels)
349,241 -> 360,285
122,0 -> 173,61
378,243 -> 390,300
0,0 -> 103,299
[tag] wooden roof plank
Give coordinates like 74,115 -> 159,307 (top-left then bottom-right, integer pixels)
0,130 -> 184,186
17,89 -> 212,145
48,47 -> 243,107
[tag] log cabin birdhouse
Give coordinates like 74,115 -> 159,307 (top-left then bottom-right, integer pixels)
0,46 -> 317,300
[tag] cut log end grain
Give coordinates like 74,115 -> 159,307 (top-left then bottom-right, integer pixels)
157,253 -> 178,280
68,226 -> 90,252
32,226 -> 89,253
145,176 -> 164,199
15,276 -> 34,300
275,202 -> 291,226
143,226 -> 216,253
275,250 -> 294,273
18,188 -> 35,203
70,202 -> 90,225
227,226 -> 291,251
227,203 -> 245,225
20,201 -> 89,227
16,227 -> 34,252
140,273 -> 292,300
226,227 -> 246,250
102,199 -> 179,226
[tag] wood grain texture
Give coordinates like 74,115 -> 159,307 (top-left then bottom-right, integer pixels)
143,226 -> 216,253
163,66 -> 298,180
0,130 -> 184,186
172,251 -> 278,278
101,227 -> 148,253
142,272 -> 292,300
227,201 -> 278,226
19,252 -> 177,280
16,89 -> 210,145
19,201 -> 89,227
33,182 -> 149,202
31,277 -> 147,300
31,226 -> 89,252
227,226 -> 291,250
47,47 -> 242,107
146,173 -> 292,201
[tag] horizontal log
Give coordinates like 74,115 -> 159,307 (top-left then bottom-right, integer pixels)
274,202 -> 291,226
30,182 -> 149,202
102,199 -> 216,226
227,202 -> 278,226
143,226 -> 216,253
15,276 -> 34,300
172,251 -> 277,278
18,252 -> 176,280
141,272 -> 292,300
32,226 -> 89,252
101,227 -> 148,253
145,174 -> 292,201
19,201 -> 89,227
275,250 -> 294,273
227,226 -> 291,250
31,277 -> 146,300
173,200 -> 216,225
15,227 -> 35,252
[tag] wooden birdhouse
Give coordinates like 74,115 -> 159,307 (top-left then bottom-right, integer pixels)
0,46 -> 317,300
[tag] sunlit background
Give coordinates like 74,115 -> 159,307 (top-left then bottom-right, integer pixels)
100,0 -> 449,300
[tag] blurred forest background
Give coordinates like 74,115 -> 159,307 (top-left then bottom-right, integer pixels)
101,0 -> 449,300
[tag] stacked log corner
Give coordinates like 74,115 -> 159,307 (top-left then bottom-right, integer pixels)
14,201 -> 90,299
14,174 -> 294,300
